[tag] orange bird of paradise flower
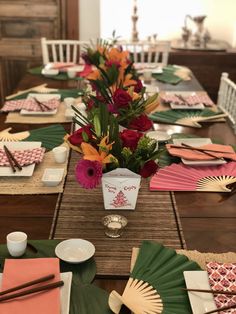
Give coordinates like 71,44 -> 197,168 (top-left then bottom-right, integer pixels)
81,136 -> 117,165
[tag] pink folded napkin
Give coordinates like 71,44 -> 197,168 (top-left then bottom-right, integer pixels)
0,147 -> 46,167
206,262 -> 236,313
1,98 -> 60,112
166,144 -> 236,161
50,62 -> 76,70
161,94 -> 214,107
0,258 -> 61,314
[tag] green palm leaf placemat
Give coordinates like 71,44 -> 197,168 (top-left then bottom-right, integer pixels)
152,65 -> 182,85
149,109 -> 224,128
28,66 -> 83,81
0,240 -> 112,314
109,240 -> 201,314
0,125 -> 67,151
7,88 -> 83,101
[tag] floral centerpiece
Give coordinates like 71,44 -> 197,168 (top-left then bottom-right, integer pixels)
65,103 -> 159,189
81,43 -> 159,131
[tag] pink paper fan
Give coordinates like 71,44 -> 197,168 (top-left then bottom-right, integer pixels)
150,162 -> 236,192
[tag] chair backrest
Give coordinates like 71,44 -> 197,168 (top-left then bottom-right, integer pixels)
117,40 -> 171,66
217,72 -> 236,130
41,37 -> 89,65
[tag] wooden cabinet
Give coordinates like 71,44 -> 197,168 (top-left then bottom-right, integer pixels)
169,49 -> 236,102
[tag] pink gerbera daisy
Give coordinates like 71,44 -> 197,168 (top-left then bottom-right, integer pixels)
75,159 -> 102,189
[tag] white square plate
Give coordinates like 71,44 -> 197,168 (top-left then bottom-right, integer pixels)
163,92 -> 205,110
184,271 -> 217,314
0,141 -> 42,176
0,272 -> 72,314
20,93 -> 61,116
172,138 -> 227,166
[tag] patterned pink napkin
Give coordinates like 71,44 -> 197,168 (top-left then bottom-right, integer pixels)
0,258 -> 61,314
161,94 -> 214,106
1,98 -> 60,112
0,147 -> 45,167
206,262 -> 236,313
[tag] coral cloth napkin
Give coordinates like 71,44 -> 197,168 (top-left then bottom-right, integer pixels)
0,258 -> 61,314
206,262 -> 236,314
166,143 -> 236,161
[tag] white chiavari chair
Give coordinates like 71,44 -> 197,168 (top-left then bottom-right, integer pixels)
217,72 -> 236,133
41,37 -> 89,65
117,40 -> 171,67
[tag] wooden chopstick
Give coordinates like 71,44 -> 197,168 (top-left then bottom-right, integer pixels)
0,280 -> 63,302
3,146 -> 16,173
33,97 -> 52,111
169,144 -> 233,155
174,94 -> 189,106
180,143 -> 225,160
184,288 -> 236,296
204,303 -> 236,314
3,145 -> 22,171
0,274 -> 55,296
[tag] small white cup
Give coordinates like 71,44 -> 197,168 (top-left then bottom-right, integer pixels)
67,69 -> 77,79
52,146 -> 68,163
65,108 -> 75,120
143,70 -> 152,82
7,231 -> 27,257
64,97 -> 75,108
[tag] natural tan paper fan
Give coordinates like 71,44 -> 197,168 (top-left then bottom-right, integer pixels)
109,278 -> 163,314
0,128 -> 29,141
5,84 -> 58,100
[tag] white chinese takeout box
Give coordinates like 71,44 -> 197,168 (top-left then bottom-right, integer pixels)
101,168 -> 141,210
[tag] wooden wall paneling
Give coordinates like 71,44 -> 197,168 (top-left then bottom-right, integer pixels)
0,0 -> 66,101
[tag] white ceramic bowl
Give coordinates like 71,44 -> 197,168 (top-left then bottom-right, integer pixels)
41,68 -> 59,76
55,239 -> 95,263
42,168 -> 64,186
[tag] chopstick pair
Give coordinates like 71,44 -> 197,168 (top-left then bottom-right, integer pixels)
32,97 -> 52,112
0,274 -> 63,302
3,145 -> 22,173
174,94 -> 190,106
170,143 -> 227,160
184,288 -> 236,314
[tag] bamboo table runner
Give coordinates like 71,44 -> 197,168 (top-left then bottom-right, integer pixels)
51,151 -> 186,277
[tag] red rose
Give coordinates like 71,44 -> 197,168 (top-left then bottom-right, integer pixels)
134,79 -> 143,93
128,114 -> 153,131
105,60 -> 121,68
139,160 -> 158,178
120,129 -> 143,151
113,88 -> 132,108
68,125 -> 93,146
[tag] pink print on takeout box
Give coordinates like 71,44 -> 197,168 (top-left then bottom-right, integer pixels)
101,168 -> 141,210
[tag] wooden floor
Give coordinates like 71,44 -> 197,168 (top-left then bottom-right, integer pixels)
0,74 -> 235,298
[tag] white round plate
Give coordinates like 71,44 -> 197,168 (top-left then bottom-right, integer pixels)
55,239 -> 95,264
146,131 -> 171,142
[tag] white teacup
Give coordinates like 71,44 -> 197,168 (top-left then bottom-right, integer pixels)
143,70 -> 152,82
64,97 -> 75,108
67,69 -> 77,79
7,231 -> 27,257
52,146 -> 68,163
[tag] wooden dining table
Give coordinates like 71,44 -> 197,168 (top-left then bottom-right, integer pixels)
0,71 -> 235,299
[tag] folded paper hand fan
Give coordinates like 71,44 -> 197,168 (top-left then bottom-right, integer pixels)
0,125 -> 66,150
149,109 -> 226,128
150,162 -> 236,192
109,240 -> 201,314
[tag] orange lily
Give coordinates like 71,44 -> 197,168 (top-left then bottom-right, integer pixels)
81,136 -> 117,164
